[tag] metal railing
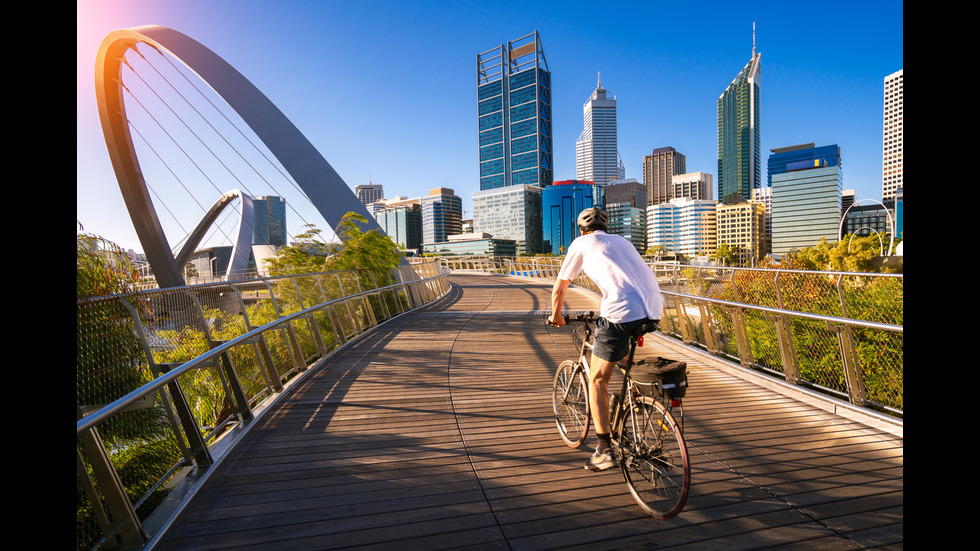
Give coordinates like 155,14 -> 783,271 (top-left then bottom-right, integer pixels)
438,255 -> 903,416
76,260 -> 449,551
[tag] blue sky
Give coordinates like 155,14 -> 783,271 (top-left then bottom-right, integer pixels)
77,0 -> 903,254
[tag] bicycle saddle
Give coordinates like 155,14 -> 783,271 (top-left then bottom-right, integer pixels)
631,319 -> 660,337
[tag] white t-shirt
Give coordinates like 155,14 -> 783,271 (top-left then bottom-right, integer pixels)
556,230 -> 663,323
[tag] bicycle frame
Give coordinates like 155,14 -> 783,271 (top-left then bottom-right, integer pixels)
552,312 -> 691,519
562,313 -> 679,434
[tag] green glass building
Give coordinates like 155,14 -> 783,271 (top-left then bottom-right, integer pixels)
717,40 -> 761,204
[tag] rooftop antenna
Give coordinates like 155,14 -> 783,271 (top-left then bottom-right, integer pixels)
752,21 -> 756,57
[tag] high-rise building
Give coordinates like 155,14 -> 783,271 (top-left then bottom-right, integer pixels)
751,185 -> 773,254
643,147 -> 687,206
421,188 -> 462,245
646,198 -> 717,258
717,27 -> 761,204
769,144 -> 843,256
602,178 -> 647,253
882,69 -> 903,202
252,195 -> 287,247
670,172 -> 713,202
375,203 -> 422,253
606,202 -> 646,253
477,31 -> 553,191
355,183 -> 384,205
472,184 -> 543,255
576,74 -> 624,186
767,143 -> 841,187
541,180 -> 602,255
716,201 -> 767,265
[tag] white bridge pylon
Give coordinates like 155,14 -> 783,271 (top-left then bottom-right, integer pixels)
95,25 -> 383,288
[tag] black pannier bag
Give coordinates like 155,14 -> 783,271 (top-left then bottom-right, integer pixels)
629,357 -> 688,399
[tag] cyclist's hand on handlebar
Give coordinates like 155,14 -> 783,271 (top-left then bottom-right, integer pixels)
547,315 -> 566,327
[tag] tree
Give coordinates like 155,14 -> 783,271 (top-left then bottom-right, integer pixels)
264,212 -> 402,283
77,222 -> 140,299
713,243 -> 740,266
782,235 -> 887,273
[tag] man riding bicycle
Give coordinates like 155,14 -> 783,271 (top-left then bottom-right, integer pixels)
548,207 -> 664,472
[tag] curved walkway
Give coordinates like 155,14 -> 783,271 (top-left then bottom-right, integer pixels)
153,273 -> 903,550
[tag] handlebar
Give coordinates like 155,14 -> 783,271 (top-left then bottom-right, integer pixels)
546,311 -> 597,327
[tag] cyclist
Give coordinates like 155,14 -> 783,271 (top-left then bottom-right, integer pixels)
548,207 -> 663,472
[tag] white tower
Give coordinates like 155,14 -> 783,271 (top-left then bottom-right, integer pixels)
881,69 -> 903,201
576,73 -> 625,186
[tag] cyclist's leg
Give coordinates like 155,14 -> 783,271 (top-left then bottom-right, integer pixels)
588,354 -> 618,436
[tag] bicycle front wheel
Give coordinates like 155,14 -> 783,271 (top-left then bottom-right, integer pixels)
552,360 -> 590,448
618,396 -> 690,519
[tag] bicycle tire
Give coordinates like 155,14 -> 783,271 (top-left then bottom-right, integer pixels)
552,360 -> 590,448
618,396 -> 690,519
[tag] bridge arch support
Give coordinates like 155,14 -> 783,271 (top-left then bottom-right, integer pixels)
95,25 -> 381,288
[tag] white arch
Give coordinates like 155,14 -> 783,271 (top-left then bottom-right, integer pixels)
174,190 -> 254,281
95,25 -> 382,288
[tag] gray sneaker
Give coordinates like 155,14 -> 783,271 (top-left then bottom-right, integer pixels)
585,447 -> 619,472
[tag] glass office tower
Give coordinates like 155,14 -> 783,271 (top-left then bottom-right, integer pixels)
769,144 -> 843,256
717,30 -> 761,204
421,188 -> 462,245
541,180 -> 602,255
252,195 -> 286,247
477,31 -> 553,191
472,184 -> 542,255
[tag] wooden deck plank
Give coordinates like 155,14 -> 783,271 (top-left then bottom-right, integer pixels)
153,273 -> 902,550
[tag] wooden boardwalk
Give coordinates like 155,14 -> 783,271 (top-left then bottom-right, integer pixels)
153,274 -> 903,551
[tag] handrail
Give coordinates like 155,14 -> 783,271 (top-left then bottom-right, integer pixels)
76,263 -> 449,551
435,257 -> 903,417
76,277 -> 426,435
660,290 -> 903,334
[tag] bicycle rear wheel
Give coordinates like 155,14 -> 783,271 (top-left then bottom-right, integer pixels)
618,396 -> 690,519
552,360 -> 590,447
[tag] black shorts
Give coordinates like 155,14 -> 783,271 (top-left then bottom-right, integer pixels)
592,317 -> 658,362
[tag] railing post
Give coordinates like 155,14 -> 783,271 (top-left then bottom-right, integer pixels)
77,409 -> 147,549
698,300 -> 719,354
765,312 -> 801,384
231,283 -> 284,393
156,363 -> 214,467
183,289 -> 254,420
727,305 -> 755,369
827,321 -> 868,405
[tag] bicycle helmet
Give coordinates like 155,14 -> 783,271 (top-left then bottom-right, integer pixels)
577,207 -> 608,233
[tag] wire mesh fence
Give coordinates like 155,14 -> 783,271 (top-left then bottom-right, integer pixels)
76,261 -> 447,551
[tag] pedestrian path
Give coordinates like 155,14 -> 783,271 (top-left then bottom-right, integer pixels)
152,273 -> 902,550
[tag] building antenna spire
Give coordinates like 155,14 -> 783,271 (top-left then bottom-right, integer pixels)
752,21 -> 756,57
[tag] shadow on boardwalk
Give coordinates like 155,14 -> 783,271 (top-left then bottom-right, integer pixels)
153,273 -> 902,551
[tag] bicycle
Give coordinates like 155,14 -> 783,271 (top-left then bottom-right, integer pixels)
550,311 -> 691,519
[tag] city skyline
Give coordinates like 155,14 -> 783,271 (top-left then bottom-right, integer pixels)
77,0 -> 903,254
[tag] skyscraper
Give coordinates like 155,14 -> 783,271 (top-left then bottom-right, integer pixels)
477,31 -> 553,191
769,144 -> 843,256
576,74 -> 624,186
717,26 -> 761,204
421,188 -> 462,245
472,184 -> 542,255
643,147 -> 687,206
541,180 -> 602,255
252,195 -> 286,247
355,183 -> 384,205
881,69 -> 903,202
